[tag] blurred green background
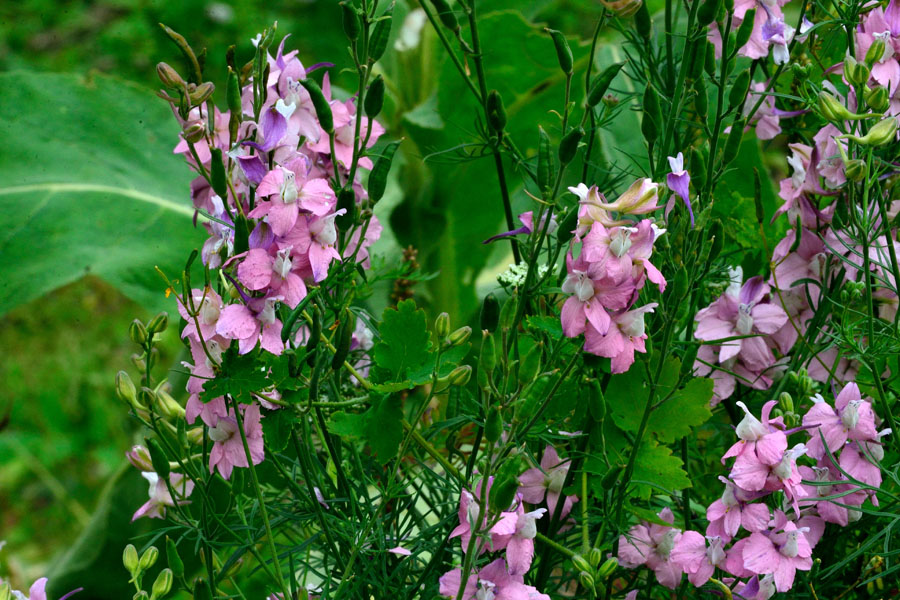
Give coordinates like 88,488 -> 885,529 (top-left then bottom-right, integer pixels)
0,0 -> 610,596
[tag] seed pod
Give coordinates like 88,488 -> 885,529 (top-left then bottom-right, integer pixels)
480,293 -> 500,332
499,296 -> 518,331
306,306 -> 322,358
331,311 -> 355,371
537,127 -> 553,197
435,312 -> 451,339
210,148 -> 228,199
447,326 -> 472,346
485,406 -> 503,443
728,70 -> 751,112
641,86 -> 661,144
486,89 -> 507,133
518,343 -> 542,384
139,546 -> 159,571
734,9 -> 756,50
704,39 -> 716,76
156,62 -> 185,89
364,75 -> 385,118
721,119 -> 744,166
687,40 -> 705,80
634,1 -> 652,40
151,568 -> 174,599
558,127 -> 584,165
300,78 -> 334,134
690,147 -> 707,190
694,77 -> 708,120
227,67 -> 242,115
367,140 -> 401,204
587,380 -> 606,421
697,0 -> 721,26
129,319 -> 148,345
601,464 -> 624,490
192,578 -> 213,600
480,333 -> 497,373
545,28 -> 574,74
340,2 -> 361,41
587,62 -> 625,108
489,471 -> 519,512
368,5 -> 394,62
166,537 -> 184,578
556,208 -> 578,243
188,82 -> 215,106
146,438 -> 171,479
430,0 -> 460,31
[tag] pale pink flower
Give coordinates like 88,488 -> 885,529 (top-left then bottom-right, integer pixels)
518,445 -> 578,519
216,297 -> 285,355
438,559 -> 550,600
449,481 -> 518,554
584,303 -> 657,374
560,251 -> 636,338
705,477 -> 770,541
803,383 -> 879,460
722,400 -> 788,466
132,472 -> 194,521
617,507 -> 684,589
671,531 -> 726,586
208,404 -> 265,480
742,520 -> 814,592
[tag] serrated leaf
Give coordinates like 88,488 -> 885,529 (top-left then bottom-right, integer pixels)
651,377 -> 714,443
525,315 -> 563,338
327,394 -> 404,465
0,72 -> 201,316
200,348 -> 268,402
602,418 -> 691,500
261,408 -> 293,452
372,299 -> 433,383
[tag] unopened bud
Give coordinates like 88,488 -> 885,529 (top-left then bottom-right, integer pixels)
123,544 -> 139,573
435,312 -> 451,339
156,62 -> 185,89
602,94 -> 620,107
188,81 -> 215,105
597,556 -> 618,578
842,116 -> 899,146
572,554 -> 593,574
127,445 -> 154,471
845,54 -> 871,86
156,388 -> 185,420
866,85 -> 890,113
599,0 -> 643,17
866,37 -> 887,66
588,547 -> 604,569
447,326 -> 472,346
139,546 -> 159,571
0,582 -> 11,600
448,365 -> 472,387
578,571 -> 596,591
116,370 -> 139,406
146,312 -> 169,335
818,92 -> 854,122
845,158 -> 868,181
129,319 -> 149,345
182,120 -> 206,143
778,392 -> 794,414
151,568 -> 173,600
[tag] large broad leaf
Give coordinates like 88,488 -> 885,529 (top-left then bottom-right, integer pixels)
0,71 -> 202,316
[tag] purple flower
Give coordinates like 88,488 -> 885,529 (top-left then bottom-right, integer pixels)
665,152 -> 694,227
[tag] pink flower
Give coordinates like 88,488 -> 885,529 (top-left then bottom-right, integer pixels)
236,247 -> 308,309
617,508 -> 684,589
671,531 -> 726,587
132,472 -> 195,521
722,400 -> 788,466
248,165 -> 336,236
560,251 -> 635,338
178,287 -> 225,342
742,520 -> 814,592
705,477 -> 770,541
803,383 -> 880,459
216,297 -> 285,355
496,498 -> 546,576
4,578 -> 81,600
438,559 -> 550,600
581,220 -> 667,291
569,178 -> 660,235
584,303 -> 657,374
208,404 -> 265,480
518,445 -> 578,519
449,481 -> 518,553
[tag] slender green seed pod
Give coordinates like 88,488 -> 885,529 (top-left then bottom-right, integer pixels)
518,344 -> 543,384
546,28 -> 574,74
587,380 -> 606,421
368,6 -> 393,62
537,127 -> 553,197
558,127 -> 585,165
331,311 -> 355,370
635,1 -> 652,40
601,464 -> 624,490
305,306 -> 322,365
704,40 -> 716,77
708,219 -> 724,261
489,472 -> 519,512
687,40 -> 704,80
166,537 -> 184,578
430,0 -> 459,31
210,148 -> 228,199
364,75 -> 385,118
146,438 -> 170,479
480,333 -> 497,373
556,208 -> 578,243
697,0 -> 721,26
485,407 -> 503,443
587,62 -> 625,108
192,578 -> 213,600
728,71 -> 751,112
300,78 -> 334,133
694,77 -> 708,120
722,119 -> 744,166
367,140 -> 401,204
227,67 -> 241,115
480,293 -> 500,332
641,86 -> 661,144
486,89 -> 507,133
499,296 -> 518,331
340,2 -> 360,41
734,9 -> 756,50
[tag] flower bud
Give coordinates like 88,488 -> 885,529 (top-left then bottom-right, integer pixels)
588,547 -> 604,569
841,116 -> 899,146
844,55 -> 871,87
435,312 -> 451,339
486,89 -> 508,135
866,85 -> 890,113
188,82 -> 215,106
116,370 -> 139,407
127,445 -> 155,471
146,312 -> 169,335
597,556 -> 618,578
599,0 -> 643,17
365,75 -> 385,118
480,293 -> 501,332
578,571 -> 596,591
182,120 -> 207,143
448,326 -> 472,346
166,537 -> 184,578
123,544 -> 140,574
187,427 -> 205,444
778,392 -> 794,414
156,388 -> 186,420
139,546 -> 159,571
151,568 -> 173,600
845,158 -> 868,181
129,319 -> 149,345
156,62 -> 185,89
865,37 -> 887,66
448,365 -> 472,387
572,554 -> 593,574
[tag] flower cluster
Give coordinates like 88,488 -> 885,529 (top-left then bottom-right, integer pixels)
709,0 -> 799,66
618,387 -> 889,594
559,179 -> 666,373
438,446 -> 579,599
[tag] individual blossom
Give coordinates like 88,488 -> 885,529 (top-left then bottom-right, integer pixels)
706,476 -> 771,541
248,163 -> 336,236
438,558 -> 551,600
483,210 -> 558,244
665,152 -> 694,226
802,383 -> 879,460
855,0 -> 900,91
208,404 -> 265,480
617,508 -> 684,589
132,472 -> 195,521
495,497 -> 547,576
449,481 -> 518,554
5,578 -> 82,600
722,400 -> 788,466
581,220 -> 667,291
741,81 -> 805,140
733,574 -> 777,600
235,247 -> 307,309
216,296 -> 285,355
584,303 -> 657,374
742,519 -> 813,592
569,178 -> 660,235
671,532 -> 727,587
560,251 -> 636,338
798,465 -> 865,526
518,445 -> 578,519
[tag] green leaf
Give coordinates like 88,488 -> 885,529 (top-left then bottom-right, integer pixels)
262,408 -> 293,453
651,377 -> 714,443
372,299 -> 433,383
200,348 -> 268,402
327,394 -> 404,465
601,421 -> 692,500
0,72 -> 202,316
